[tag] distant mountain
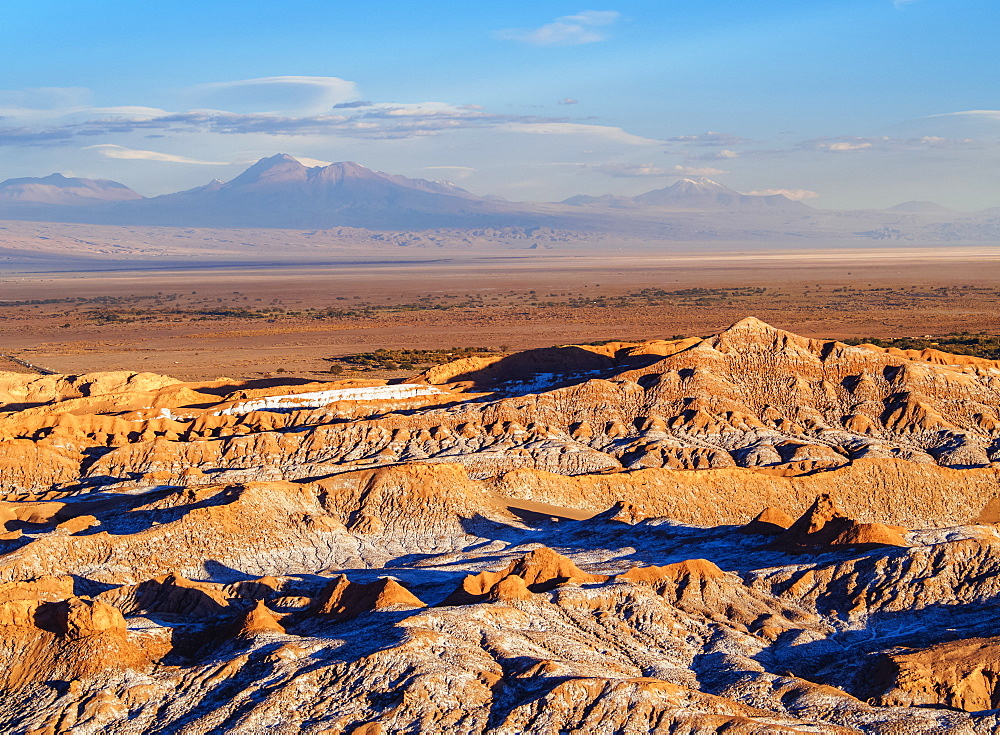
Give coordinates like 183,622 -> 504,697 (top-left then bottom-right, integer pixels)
219,154 -> 484,201
117,154 -> 519,229
885,200 -> 954,214
2,157 -> 997,244
0,173 -> 142,206
563,178 -> 811,212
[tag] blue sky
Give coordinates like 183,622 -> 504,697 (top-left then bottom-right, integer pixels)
1,0 -> 998,208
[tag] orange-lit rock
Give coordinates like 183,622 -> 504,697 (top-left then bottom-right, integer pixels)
0,319 -> 997,732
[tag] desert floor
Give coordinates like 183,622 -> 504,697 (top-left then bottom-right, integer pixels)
2,245 -> 1000,381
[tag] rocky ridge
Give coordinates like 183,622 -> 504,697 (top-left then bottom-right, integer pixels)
3,319 -> 1000,731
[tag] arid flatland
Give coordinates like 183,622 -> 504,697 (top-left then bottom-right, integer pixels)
2,245 -> 1000,380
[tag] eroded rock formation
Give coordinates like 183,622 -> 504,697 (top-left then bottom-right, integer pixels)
2,319 -> 1000,731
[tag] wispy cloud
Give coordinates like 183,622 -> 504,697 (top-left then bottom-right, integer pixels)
672,165 -> 729,176
0,99 -> 670,155
0,80 -> 669,155
83,144 -> 230,164
687,149 -> 741,161
557,98 -> 579,105
504,122 -> 660,145
664,131 -> 750,146
927,110 -> 1000,121
186,76 -> 360,115
0,104 -> 569,144
494,10 -> 620,46
566,162 -> 728,178
822,140 -> 873,152
800,135 -> 981,153
588,162 -> 670,177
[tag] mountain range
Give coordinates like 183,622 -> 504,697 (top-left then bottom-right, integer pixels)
562,176 -> 810,212
0,173 -> 143,206
0,154 -> 995,241
0,155 -> 528,229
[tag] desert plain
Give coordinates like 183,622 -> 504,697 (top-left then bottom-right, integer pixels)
3,229 -> 1000,381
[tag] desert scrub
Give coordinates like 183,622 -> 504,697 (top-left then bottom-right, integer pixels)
844,334 -> 1000,360
328,346 -> 502,371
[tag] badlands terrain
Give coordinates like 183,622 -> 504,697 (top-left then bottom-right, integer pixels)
6,318 -> 1000,731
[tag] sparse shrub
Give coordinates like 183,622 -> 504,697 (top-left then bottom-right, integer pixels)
331,346 -> 497,370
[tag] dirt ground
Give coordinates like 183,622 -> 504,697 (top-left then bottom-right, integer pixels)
2,245 -> 1000,381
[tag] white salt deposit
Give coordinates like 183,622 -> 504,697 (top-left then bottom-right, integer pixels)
216,384 -> 444,415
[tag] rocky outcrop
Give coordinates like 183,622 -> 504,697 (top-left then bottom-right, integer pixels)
873,637 -> 1000,711
443,547 -> 607,605
236,600 -> 286,637
772,493 -> 910,550
740,506 -> 795,535
312,575 -> 425,621
99,573 -> 233,617
0,595 -> 150,690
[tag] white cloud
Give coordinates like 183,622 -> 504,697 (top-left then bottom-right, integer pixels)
564,10 -> 620,24
186,76 -> 360,116
882,111 -> 1000,142
799,134 -> 981,154
929,110 -> 1000,121
84,144 -> 229,165
79,106 -> 171,119
664,131 -> 750,146
568,161 -> 729,178
673,164 -> 729,176
504,122 -> 660,146
589,162 -> 669,177
494,10 -> 620,46
375,103 -> 485,117
558,98 -> 579,105
0,104 -> 563,145
822,141 -> 873,152
0,88 -> 171,128
745,188 -> 820,200
687,148 -> 741,161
